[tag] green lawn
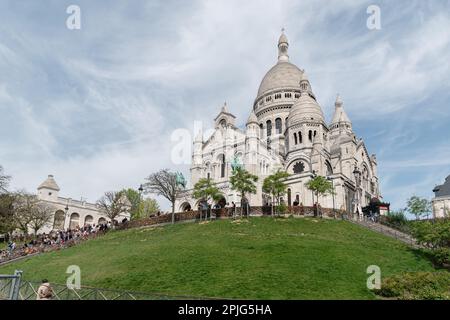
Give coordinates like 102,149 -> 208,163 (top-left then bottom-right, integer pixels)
0,217 -> 436,299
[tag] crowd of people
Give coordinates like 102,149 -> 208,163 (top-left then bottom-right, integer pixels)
0,220 -> 124,263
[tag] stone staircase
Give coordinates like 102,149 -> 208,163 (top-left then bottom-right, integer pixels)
346,217 -> 419,248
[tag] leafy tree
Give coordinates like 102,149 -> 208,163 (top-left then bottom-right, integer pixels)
139,198 -> 160,217
121,188 -> 143,220
406,196 -> 431,220
193,178 -> 222,220
229,167 -> 258,218
262,170 -> 290,216
0,165 -> 11,194
97,191 -> 131,224
305,176 -> 334,217
411,220 -> 450,266
144,169 -> 183,224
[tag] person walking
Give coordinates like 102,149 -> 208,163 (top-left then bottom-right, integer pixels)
36,279 -> 53,300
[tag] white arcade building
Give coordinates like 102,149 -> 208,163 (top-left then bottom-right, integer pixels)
176,31 -> 382,214
36,175 -> 130,234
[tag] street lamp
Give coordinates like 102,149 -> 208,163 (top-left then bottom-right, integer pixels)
327,176 -> 336,219
64,201 -> 69,231
353,167 -> 362,220
311,170 -> 317,216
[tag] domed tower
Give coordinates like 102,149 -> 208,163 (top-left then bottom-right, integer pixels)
285,71 -> 328,175
253,30 -> 304,156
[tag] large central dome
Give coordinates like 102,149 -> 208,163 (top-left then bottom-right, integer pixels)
257,62 -> 303,98
256,31 -> 303,99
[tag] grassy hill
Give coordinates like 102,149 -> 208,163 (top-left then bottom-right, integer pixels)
0,217 -> 436,299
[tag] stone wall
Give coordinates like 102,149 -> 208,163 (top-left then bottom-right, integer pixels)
121,206 -> 349,230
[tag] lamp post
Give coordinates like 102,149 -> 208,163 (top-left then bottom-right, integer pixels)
353,166 -> 362,221
64,202 -> 69,231
138,184 -> 144,218
311,170 -> 317,216
327,176 -> 336,219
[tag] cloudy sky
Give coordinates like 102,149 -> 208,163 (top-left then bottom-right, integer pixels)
0,0 -> 449,212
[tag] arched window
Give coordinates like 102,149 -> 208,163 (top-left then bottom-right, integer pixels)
294,133 -> 298,144
220,154 -> 226,178
53,210 -> 65,230
308,130 -> 312,142
266,120 -> 272,137
275,118 -> 282,134
326,161 -> 333,176
219,119 -> 226,128
69,213 -> 80,229
98,217 -> 107,225
84,215 -> 93,226
259,123 -> 264,138
299,132 -> 303,144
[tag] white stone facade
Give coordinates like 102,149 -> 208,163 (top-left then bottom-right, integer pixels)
176,32 -> 382,213
432,175 -> 450,218
36,175 -> 130,234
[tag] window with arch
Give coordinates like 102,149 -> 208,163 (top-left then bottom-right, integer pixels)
294,133 -> 298,144
326,161 -> 333,176
308,130 -> 312,142
266,120 -> 272,137
275,118 -> 282,134
53,210 -> 65,230
299,132 -> 303,144
220,154 -> 226,178
285,92 -> 292,98
219,119 -> 227,128
295,93 -> 300,99
275,93 -> 282,99
259,123 -> 263,138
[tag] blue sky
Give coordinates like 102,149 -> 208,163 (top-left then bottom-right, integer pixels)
0,0 -> 449,211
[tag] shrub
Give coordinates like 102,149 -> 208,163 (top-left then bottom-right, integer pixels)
385,210 -> 408,227
374,272 -> 450,300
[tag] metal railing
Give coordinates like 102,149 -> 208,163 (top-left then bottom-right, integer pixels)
9,279 -> 214,300
0,270 -> 23,300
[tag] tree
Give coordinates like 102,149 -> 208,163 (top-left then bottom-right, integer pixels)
192,178 -> 222,220
28,202 -> 54,236
121,188 -> 143,220
262,170 -> 290,216
8,192 -> 55,235
12,192 -> 38,234
0,193 -> 18,238
229,167 -> 258,218
97,191 -> 131,223
139,198 -> 160,217
406,196 -> 431,220
0,165 -> 11,194
305,176 -> 334,217
144,169 -> 183,224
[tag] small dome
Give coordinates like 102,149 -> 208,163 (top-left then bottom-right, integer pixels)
257,62 -> 303,99
38,175 -> 60,191
288,94 -> 325,126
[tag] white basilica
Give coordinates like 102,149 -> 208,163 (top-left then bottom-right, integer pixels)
176,32 -> 381,213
